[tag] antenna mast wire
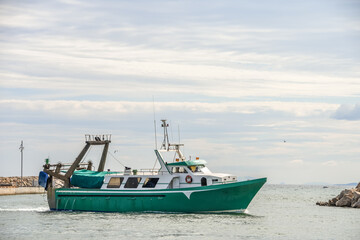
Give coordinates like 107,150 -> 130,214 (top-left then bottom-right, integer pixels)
152,96 -> 158,149
108,150 -> 126,168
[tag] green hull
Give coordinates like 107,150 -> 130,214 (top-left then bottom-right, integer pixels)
52,178 -> 266,213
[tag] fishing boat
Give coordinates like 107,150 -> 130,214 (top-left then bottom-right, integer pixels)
39,120 -> 266,213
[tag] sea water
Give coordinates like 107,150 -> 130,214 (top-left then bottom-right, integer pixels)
0,185 -> 359,240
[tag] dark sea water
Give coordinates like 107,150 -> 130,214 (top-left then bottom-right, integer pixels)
0,185 -> 359,240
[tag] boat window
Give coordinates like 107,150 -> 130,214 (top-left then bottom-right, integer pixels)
171,167 -> 188,173
107,177 -> 124,188
200,166 -> 212,174
189,165 -> 204,173
142,178 -> 159,188
124,177 -> 142,188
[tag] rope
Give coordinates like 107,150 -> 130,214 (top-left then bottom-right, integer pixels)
80,145 -> 92,163
80,144 -> 127,169
108,150 -> 126,168
152,158 -> 158,171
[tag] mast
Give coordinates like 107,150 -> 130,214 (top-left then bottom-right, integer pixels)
160,119 -> 170,150
155,120 -> 187,173
159,120 -> 185,161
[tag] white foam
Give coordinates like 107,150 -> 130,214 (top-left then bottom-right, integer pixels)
0,207 -> 49,212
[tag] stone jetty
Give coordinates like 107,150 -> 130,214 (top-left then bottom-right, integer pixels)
316,182 -> 360,208
0,176 -> 39,187
0,176 -> 44,196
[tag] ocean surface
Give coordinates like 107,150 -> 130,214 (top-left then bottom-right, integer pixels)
0,184 -> 359,240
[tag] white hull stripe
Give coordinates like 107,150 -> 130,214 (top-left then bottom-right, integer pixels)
56,188 -> 216,199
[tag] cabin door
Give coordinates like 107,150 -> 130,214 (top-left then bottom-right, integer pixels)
172,177 -> 180,188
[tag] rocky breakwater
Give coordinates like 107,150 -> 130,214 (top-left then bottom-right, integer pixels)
317,182 -> 360,208
0,176 -> 39,187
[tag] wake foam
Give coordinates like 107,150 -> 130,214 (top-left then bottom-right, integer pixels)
0,207 -> 49,212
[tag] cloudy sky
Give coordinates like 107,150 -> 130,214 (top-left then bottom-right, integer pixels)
1,0 -> 359,184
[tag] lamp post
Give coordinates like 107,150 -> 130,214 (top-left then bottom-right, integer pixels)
19,141 -> 24,186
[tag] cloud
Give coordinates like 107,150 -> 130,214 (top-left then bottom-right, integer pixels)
321,161 -> 338,167
332,104 -> 360,121
1,1 -> 359,101
0,99 -> 338,119
289,159 -> 304,165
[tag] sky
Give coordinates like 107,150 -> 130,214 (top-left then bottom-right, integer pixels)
0,0 -> 359,184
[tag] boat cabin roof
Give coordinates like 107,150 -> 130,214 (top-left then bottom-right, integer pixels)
166,159 -> 207,167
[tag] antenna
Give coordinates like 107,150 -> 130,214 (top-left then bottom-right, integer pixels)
152,96 -> 158,149
19,140 -> 24,186
170,120 -> 174,142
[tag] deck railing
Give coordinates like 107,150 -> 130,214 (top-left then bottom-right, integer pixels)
85,134 -> 111,142
44,162 -> 94,173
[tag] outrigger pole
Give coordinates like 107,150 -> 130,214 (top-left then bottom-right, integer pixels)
42,134 -> 111,188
